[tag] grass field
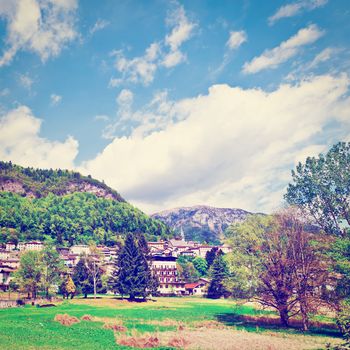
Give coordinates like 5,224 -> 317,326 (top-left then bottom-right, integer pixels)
0,296 -> 343,350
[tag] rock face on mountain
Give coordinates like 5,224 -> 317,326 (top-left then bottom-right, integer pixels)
152,205 -> 252,244
0,161 -> 124,201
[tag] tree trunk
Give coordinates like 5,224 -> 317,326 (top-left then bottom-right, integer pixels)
300,301 -> 309,331
278,306 -> 290,327
93,277 -> 97,299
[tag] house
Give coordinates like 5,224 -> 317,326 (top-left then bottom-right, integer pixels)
25,241 -> 43,251
0,264 -> 16,291
0,249 -> 10,260
151,255 -> 185,295
70,245 -> 90,255
5,242 -> 16,251
185,278 -> 209,296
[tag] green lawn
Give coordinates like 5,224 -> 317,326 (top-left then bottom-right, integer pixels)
0,297 -> 342,350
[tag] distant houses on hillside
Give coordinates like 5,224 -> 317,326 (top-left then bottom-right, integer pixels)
0,238 -> 229,295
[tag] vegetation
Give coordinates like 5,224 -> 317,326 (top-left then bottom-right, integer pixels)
0,160 -> 124,201
285,141 -> 350,345
109,233 -> 153,300
0,297 -> 341,350
0,191 -> 172,245
207,252 -> 228,299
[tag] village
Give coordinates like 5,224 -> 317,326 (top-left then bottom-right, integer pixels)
0,239 -> 232,298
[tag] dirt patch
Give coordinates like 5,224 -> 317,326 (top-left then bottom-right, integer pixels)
159,328 -> 341,350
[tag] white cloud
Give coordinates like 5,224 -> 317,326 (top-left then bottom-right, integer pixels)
0,105 -> 78,168
307,47 -> 335,69
18,73 -> 34,89
81,74 -> 350,214
243,24 -> 324,74
162,4 -> 196,68
110,3 -> 196,85
89,18 -> 109,35
269,0 -> 328,25
226,30 -> 247,50
50,93 -> 62,105
113,42 -> 160,86
0,0 -> 78,67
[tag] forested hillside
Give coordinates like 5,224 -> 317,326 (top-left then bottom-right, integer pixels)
0,161 -> 173,245
0,192 -> 172,246
0,161 -> 124,201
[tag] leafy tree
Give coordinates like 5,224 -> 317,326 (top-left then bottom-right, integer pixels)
225,210 -> 333,329
41,242 -> 66,299
60,276 -> 76,299
15,251 -> 43,299
285,141 -> 350,236
285,142 -> 350,334
109,233 -> 152,300
193,257 -> 208,277
207,253 -> 228,299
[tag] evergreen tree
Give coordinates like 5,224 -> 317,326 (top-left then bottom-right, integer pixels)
207,253 -> 228,299
72,256 -> 91,298
110,233 -> 152,301
205,247 -> 218,269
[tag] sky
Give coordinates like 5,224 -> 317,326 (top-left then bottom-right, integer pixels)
0,0 -> 350,214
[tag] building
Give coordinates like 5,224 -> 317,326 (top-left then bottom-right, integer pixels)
24,241 -> 43,251
69,245 -> 90,255
0,263 -> 16,291
151,256 -> 185,295
5,242 -> 16,251
185,278 -> 209,296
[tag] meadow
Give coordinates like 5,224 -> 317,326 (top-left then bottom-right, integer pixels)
0,296 -> 342,350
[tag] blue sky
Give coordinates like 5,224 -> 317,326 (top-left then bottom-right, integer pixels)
0,0 -> 350,214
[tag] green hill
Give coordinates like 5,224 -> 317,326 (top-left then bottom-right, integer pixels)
0,161 -> 173,245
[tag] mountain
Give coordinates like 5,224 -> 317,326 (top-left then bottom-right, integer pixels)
0,161 -> 172,245
0,160 -> 124,201
152,205 -> 252,245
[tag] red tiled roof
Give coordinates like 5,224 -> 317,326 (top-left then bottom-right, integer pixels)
185,282 -> 200,289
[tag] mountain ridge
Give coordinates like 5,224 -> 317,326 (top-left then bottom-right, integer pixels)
152,205 -> 253,244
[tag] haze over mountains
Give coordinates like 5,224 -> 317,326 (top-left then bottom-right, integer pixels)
152,205 -> 253,244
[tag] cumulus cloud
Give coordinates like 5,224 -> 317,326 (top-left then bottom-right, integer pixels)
0,0 -> 78,67
50,93 -> 62,105
269,0 -> 328,25
226,30 -> 247,50
243,24 -> 324,74
111,3 -> 195,85
81,74 -> 350,214
0,105 -> 78,168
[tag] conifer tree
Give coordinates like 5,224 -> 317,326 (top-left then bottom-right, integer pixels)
72,256 -> 91,298
110,233 -> 152,301
207,253 -> 228,299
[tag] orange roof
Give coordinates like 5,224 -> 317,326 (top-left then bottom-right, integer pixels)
185,282 -> 200,289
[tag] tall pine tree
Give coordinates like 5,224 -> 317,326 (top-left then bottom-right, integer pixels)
109,233 -> 152,301
207,253 -> 228,299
